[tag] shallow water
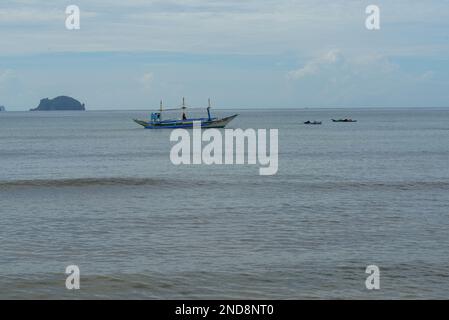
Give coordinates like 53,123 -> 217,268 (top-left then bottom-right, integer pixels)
1,108 -> 449,299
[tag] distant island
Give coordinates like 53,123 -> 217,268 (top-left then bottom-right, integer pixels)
30,96 -> 85,111
0,106 -> 5,112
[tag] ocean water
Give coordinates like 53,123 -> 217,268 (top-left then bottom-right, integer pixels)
1,108 -> 449,299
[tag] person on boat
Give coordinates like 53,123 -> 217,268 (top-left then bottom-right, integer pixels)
182,112 -> 187,120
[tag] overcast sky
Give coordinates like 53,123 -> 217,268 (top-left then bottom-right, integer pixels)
1,0 -> 448,110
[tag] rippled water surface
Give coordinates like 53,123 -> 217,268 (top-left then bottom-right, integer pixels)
1,108 -> 449,299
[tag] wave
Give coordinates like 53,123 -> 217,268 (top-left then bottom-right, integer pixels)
2,265 -> 449,299
1,176 -> 449,191
302,180 -> 449,191
0,177 -> 180,188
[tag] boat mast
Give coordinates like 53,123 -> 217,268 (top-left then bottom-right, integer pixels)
182,97 -> 186,119
159,100 -> 163,120
207,98 -> 211,120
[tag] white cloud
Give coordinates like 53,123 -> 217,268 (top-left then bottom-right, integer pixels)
0,69 -> 16,87
287,49 -> 343,80
0,0 -> 448,56
0,9 -> 60,22
140,72 -> 154,90
283,49 -> 444,107
287,49 -> 401,81
0,7 -> 97,24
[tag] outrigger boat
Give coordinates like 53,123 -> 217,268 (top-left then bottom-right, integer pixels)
304,120 -> 322,125
134,98 -> 238,129
332,118 -> 357,123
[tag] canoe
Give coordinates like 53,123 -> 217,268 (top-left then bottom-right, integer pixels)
332,119 -> 357,123
304,121 -> 322,125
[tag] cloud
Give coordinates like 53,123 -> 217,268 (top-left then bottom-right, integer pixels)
287,49 -> 400,82
283,49 -> 444,106
1,1 -> 449,108
140,72 -> 154,90
1,0 -> 448,56
0,69 -> 23,105
287,49 -> 343,80
0,9 -> 60,23
0,7 -> 97,24
0,69 -> 16,87
418,70 -> 434,81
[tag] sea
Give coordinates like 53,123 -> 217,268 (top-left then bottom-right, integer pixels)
1,108 -> 449,299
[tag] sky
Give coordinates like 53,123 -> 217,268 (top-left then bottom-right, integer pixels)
0,0 -> 448,110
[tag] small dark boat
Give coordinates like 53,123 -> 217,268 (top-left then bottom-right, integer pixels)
304,121 -> 322,125
332,119 -> 357,123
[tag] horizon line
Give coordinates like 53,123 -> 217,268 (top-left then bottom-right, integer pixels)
2,106 -> 449,112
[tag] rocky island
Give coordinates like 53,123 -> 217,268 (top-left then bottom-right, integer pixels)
0,106 -> 5,112
30,96 -> 85,111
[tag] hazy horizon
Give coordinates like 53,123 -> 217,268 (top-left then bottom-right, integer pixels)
4,105 -> 449,112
